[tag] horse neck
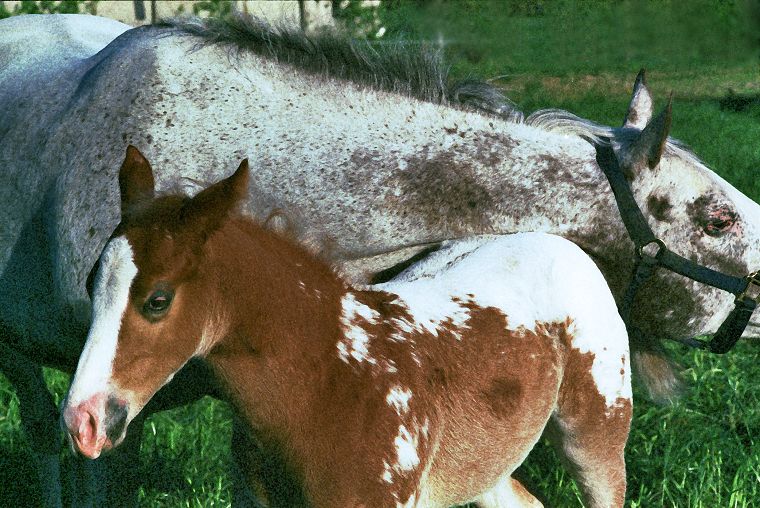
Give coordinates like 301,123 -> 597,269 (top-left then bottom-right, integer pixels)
201,219 -> 414,498
202,217 -> 348,425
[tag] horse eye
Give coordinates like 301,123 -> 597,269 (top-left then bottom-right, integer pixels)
701,203 -> 738,237
143,289 -> 173,318
705,219 -> 734,236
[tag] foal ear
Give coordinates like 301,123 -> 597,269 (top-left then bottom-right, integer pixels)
119,145 -> 155,215
181,159 -> 250,242
623,69 -> 653,130
620,96 -> 672,173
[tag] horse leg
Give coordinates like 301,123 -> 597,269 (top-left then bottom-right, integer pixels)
231,415 -> 270,508
0,342 -> 62,508
98,412 -> 146,507
546,372 -> 632,507
473,475 -> 543,508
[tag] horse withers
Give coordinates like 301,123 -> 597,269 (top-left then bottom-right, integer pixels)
62,148 -> 632,507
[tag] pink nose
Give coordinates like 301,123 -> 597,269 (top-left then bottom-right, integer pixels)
63,394 -> 108,459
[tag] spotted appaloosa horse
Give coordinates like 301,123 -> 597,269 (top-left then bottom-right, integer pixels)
62,147 -> 632,508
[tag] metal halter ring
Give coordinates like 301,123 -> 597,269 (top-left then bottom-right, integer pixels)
636,238 -> 667,260
738,271 -> 760,303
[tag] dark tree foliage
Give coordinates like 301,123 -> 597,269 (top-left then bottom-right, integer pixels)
0,0 -> 96,19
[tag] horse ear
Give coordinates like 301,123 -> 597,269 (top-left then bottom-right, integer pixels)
181,159 -> 250,242
620,95 -> 672,173
119,145 -> 155,215
623,69 -> 653,129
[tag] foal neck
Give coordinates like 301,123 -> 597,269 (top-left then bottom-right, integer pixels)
203,216 -> 349,396
202,218 -> 412,501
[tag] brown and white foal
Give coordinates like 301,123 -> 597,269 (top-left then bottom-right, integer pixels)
63,146 -> 632,507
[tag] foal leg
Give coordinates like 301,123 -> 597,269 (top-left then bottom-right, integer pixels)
474,475 -> 543,508
546,357 -> 632,507
0,342 -> 62,508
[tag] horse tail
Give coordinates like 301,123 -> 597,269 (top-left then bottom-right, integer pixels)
630,334 -> 683,404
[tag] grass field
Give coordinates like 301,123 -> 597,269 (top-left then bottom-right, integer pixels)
2,1 -> 760,506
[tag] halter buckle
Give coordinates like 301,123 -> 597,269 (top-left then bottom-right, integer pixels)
738,271 -> 760,303
636,238 -> 666,260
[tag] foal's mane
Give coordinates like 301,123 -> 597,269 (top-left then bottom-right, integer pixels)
159,13 -> 522,122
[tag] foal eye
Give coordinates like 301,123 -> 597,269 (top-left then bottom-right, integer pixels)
142,289 -> 174,318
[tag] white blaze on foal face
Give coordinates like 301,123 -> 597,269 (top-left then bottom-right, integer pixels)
63,235 -> 137,457
68,236 -> 137,405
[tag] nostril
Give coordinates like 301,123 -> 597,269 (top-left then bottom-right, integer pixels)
104,396 -> 129,444
78,411 -> 96,442
73,404 -> 98,444
62,398 -> 102,452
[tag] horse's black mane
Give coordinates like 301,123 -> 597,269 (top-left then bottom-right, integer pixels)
160,13 -> 522,121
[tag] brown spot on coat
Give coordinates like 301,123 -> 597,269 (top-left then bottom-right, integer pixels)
394,150 -> 494,232
647,193 -> 673,222
482,377 -> 524,417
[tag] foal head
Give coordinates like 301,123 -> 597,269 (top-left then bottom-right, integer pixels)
62,146 -> 248,458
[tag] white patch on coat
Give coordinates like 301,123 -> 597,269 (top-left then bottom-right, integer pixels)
374,233 -> 631,407
382,416 -> 429,488
383,359 -> 399,374
386,386 -> 413,415
337,292 -> 380,364
383,292 -> 472,341
394,425 -> 419,471
66,236 -> 137,405
381,464 -> 393,484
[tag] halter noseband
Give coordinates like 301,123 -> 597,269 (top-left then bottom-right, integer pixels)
595,142 -> 760,354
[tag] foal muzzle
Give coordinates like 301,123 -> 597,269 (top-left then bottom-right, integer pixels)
62,393 -> 129,459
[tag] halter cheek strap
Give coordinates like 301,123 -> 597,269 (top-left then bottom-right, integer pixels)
595,143 -> 760,354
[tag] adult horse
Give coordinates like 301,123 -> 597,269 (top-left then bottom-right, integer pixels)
2,12 -> 243,507
2,11 -> 760,506
0,14 -> 138,507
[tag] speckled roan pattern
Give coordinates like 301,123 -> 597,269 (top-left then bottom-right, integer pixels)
2,12 -> 760,507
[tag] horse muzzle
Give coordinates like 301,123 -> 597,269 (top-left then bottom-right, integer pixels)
62,393 -> 129,459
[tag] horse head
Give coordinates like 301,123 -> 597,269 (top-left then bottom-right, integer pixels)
608,71 -> 760,342
61,147 -> 249,458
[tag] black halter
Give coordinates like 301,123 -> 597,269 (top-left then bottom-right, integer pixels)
595,142 -> 760,354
